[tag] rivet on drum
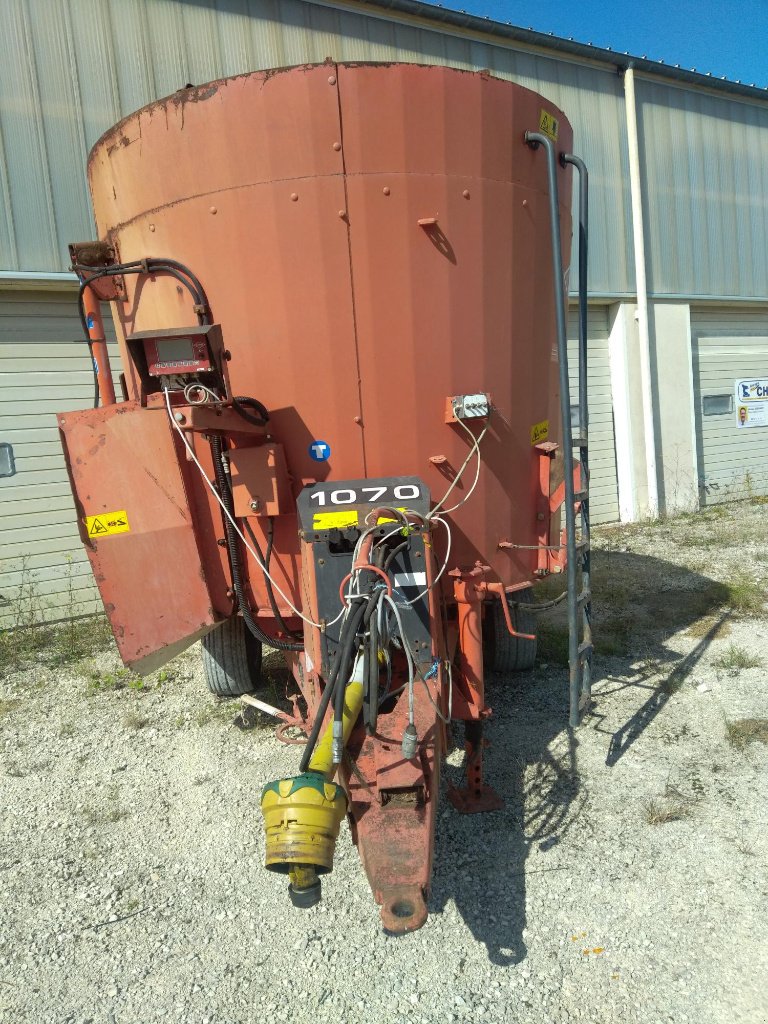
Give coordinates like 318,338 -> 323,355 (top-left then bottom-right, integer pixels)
291,193 -> 299,202
149,224 -> 156,232
209,206 -> 217,214
463,190 -> 470,199
383,187 -> 391,196
333,142 -> 341,151
328,75 -> 336,85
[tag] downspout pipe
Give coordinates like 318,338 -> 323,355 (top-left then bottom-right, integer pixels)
623,65 -> 659,518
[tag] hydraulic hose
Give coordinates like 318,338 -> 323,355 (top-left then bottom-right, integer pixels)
209,434 -> 303,653
242,516 -> 302,641
231,396 -> 270,427
298,599 -> 367,773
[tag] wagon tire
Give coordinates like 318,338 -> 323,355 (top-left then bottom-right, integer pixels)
201,616 -> 263,696
485,588 -> 537,674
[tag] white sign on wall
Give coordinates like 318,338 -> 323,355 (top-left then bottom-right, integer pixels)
735,379 -> 768,429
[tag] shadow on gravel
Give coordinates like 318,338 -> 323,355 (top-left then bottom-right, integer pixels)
429,548 -> 731,964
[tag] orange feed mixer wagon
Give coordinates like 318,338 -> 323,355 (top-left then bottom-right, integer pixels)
58,62 -> 592,932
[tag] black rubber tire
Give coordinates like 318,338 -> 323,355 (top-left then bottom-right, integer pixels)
201,616 -> 263,696
485,588 -> 537,674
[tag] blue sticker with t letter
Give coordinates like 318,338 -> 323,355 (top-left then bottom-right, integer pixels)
309,440 -> 331,461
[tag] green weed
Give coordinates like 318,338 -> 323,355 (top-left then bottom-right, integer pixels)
86,667 -> 137,694
723,575 -> 766,615
713,644 -> 763,671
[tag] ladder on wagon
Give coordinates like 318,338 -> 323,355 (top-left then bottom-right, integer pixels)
525,131 -> 593,727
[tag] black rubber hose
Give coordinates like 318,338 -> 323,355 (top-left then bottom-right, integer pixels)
298,599 -> 366,773
242,516 -> 302,640
366,608 -> 379,735
209,434 -> 303,652
146,257 -> 207,311
332,598 -> 368,726
383,539 -> 410,573
231,397 -> 270,427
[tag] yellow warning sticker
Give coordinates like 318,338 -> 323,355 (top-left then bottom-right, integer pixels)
84,510 -> 131,537
530,420 -> 550,445
539,109 -> 559,141
312,510 -> 360,530
311,507 -> 410,531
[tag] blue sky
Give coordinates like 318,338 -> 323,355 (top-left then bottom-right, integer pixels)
429,0 -> 768,87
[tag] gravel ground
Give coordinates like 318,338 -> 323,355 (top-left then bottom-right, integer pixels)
2,501 -> 768,1024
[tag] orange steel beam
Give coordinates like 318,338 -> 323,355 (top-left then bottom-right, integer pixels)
82,284 -> 116,406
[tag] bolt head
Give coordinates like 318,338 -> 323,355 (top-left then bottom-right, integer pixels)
249,499 -> 261,511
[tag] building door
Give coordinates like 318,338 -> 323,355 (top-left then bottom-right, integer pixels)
691,307 -> 768,505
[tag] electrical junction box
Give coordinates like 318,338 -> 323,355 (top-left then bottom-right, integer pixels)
445,393 -> 491,422
228,445 -> 292,517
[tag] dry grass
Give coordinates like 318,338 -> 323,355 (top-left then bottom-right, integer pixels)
725,718 -> 768,752
0,697 -> 20,723
685,615 -> 732,640
643,799 -> 691,825
122,709 -> 149,731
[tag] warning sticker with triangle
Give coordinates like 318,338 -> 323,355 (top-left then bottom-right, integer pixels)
538,108 -> 559,141
84,510 -> 130,538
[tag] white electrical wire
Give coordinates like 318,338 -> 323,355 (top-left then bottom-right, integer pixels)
430,417 -> 488,517
383,593 -> 415,727
392,515 -> 452,608
183,382 -> 221,406
163,388 -> 345,631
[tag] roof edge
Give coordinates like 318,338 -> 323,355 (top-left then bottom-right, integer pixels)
351,0 -> 768,102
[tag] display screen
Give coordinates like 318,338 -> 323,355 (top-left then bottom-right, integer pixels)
154,338 -> 196,365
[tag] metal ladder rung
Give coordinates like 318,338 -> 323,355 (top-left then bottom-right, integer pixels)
577,589 -> 591,605
578,641 -> 593,660
571,436 -> 588,447
573,489 -> 588,501
574,539 -> 590,552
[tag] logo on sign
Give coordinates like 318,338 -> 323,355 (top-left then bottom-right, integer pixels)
740,381 -> 768,400
309,440 -> 331,461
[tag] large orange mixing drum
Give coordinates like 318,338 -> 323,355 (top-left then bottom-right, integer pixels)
87,62 -> 572,596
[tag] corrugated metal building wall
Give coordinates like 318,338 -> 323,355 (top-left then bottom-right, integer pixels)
1,0 -> 767,620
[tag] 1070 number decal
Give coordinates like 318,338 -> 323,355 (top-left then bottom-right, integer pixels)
309,483 -> 421,507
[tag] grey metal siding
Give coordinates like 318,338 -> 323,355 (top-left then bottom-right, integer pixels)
691,307 -> 768,503
638,78 -> 768,299
0,0 -> 631,294
0,291 -> 118,623
567,306 -> 618,524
